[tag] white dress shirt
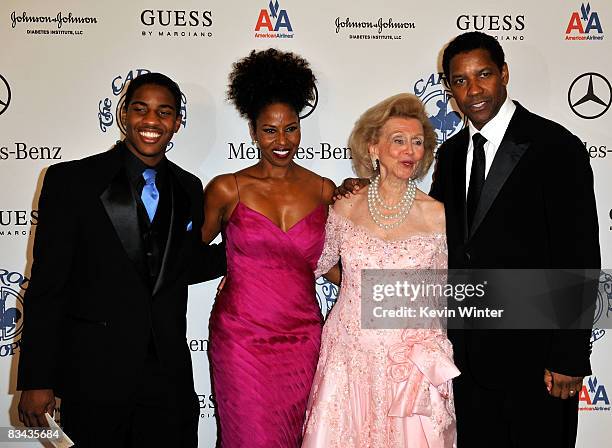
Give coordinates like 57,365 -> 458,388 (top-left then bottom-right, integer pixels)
465,96 -> 517,198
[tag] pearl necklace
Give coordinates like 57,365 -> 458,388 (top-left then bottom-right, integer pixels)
367,174 -> 417,230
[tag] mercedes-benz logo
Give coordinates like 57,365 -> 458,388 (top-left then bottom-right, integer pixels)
568,72 -> 612,119
0,74 -> 11,116
299,85 -> 318,120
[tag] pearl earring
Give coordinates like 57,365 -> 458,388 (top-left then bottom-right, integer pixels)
370,156 -> 379,171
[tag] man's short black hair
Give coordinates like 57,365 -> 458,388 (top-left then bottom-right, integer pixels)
442,31 -> 506,81
123,72 -> 182,113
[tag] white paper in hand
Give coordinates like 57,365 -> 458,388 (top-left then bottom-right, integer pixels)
44,413 -> 75,448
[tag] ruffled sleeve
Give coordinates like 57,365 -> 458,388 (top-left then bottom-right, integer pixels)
314,207 -> 346,278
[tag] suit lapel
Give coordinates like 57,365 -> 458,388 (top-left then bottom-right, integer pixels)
100,162 -> 147,278
152,180 -> 175,295
468,103 -> 531,239
450,130 -> 470,243
152,163 -> 191,296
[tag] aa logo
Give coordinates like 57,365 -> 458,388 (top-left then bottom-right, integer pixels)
579,376 -> 611,411
566,3 -> 604,37
254,1 -> 293,37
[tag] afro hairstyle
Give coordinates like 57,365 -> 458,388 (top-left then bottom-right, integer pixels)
227,48 -> 316,125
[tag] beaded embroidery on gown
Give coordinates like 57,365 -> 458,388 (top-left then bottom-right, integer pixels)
302,207 -> 460,448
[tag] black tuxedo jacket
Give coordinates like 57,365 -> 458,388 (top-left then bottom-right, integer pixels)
17,143 -> 225,404
430,102 -> 600,385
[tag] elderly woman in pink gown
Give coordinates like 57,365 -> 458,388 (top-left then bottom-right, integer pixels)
302,93 -> 460,448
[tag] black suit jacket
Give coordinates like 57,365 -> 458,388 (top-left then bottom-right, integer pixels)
430,102 -> 600,385
17,143 -> 225,404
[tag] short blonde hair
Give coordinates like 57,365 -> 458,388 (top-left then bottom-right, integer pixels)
349,93 -> 437,180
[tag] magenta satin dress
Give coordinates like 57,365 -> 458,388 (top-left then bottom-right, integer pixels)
209,202 -> 326,448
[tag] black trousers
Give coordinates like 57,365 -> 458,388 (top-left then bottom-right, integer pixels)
453,369 -> 579,448
60,359 -> 199,448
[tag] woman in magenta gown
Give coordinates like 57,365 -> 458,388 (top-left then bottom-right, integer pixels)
202,49 -> 335,447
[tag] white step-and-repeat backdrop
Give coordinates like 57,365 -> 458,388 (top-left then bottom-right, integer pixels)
1,1 -> 611,446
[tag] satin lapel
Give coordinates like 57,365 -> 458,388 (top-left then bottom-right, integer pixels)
100,168 -> 147,277
450,131 -> 469,243
469,106 -> 531,239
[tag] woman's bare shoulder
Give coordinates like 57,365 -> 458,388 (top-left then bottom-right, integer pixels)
321,177 -> 336,205
204,173 -> 238,204
332,186 -> 368,218
292,166 -> 337,205
415,190 -> 445,233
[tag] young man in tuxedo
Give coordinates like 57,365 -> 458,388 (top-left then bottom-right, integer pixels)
17,73 -> 225,447
430,31 -> 600,447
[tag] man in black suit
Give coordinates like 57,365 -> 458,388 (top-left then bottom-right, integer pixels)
17,73 -> 225,447
430,32 -> 600,447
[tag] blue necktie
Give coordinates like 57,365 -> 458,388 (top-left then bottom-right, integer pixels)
141,168 -> 159,223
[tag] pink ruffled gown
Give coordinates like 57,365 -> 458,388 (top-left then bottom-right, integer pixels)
302,207 -> 460,448
209,202 -> 326,447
